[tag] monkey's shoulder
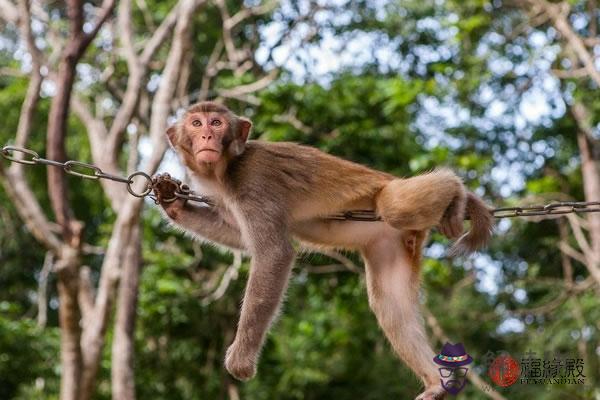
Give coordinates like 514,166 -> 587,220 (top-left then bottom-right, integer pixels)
241,140 -> 377,168
231,141 -> 324,169
225,141 -> 319,188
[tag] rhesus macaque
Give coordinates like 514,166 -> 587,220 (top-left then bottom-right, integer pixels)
154,101 -> 493,400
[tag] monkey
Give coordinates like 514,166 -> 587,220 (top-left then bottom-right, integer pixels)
153,101 -> 493,400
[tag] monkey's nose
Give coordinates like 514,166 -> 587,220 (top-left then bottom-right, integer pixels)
201,134 -> 213,140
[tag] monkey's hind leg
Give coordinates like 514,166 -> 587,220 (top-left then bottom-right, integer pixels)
361,229 -> 446,400
376,168 -> 465,237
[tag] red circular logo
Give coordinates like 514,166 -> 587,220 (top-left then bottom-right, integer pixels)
489,355 -> 521,387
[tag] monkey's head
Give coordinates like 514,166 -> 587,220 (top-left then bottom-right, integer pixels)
167,101 -> 252,166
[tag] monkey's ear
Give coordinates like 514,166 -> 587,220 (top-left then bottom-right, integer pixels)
238,117 -> 252,142
166,126 -> 177,147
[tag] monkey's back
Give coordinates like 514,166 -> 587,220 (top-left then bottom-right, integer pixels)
226,141 -> 392,219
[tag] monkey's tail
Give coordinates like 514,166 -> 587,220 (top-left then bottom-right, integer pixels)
448,192 -> 494,257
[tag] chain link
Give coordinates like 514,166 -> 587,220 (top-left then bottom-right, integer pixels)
1,145 -> 210,204
491,201 -> 600,218
3,145 -> 600,221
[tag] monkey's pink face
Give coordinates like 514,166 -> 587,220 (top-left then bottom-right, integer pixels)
183,112 -> 230,163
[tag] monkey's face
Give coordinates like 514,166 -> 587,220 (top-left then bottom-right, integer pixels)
183,111 -> 230,163
166,103 -> 253,169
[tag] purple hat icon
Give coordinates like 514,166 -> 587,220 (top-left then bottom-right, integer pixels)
433,342 -> 473,367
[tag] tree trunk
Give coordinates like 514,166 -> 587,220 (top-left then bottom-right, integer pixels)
112,223 -> 142,400
572,102 -> 600,284
56,251 -> 83,400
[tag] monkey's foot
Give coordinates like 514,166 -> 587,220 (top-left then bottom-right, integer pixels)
415,385 -> 446,400
225,343 -> 257,381
439,198 -> 465,239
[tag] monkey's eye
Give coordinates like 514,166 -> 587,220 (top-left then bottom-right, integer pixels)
192,120 -> 202,127
211,119 -> 222,127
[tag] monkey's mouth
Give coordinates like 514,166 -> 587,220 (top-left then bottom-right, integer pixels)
196,148 -> 221,163
196,149 -> 220,155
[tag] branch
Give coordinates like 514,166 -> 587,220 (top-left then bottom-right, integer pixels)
528,0 -> 600,86
303,263 -> 358,274
551,67 -> 590,79
0,0 -> 61,253
198,40 -> 224,101
0,168 -> 62,252
216,92 -> 260,106
0,0 -> 18,24
47,0 -> 115,243
218,69 -> 279,98
104,1 -> 180,162
317,249 -> 363,274
588,0 -> 597,38
273,107 -> 312,135
78,0 -> 117,53
118,0 -> 137,70
227,0 -> 277,30
135,0 -> 156,31
112,224 -> 141,400
71,95 -> 134,210
14,0 -> 42,149
214,0 -> 245,66
145,0 -> 205,172
37,251 -> 53,328
558,241 -> 588,266
566,214 -> 594,262
202,251 -> 243,305
510,290 -> 569,316
78,266 -> 95,325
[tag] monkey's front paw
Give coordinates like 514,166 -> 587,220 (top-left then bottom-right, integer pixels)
152,173 -> 180,202
152,173 -> 186,218
415,385 -> 446,400
225,343 -> 257,381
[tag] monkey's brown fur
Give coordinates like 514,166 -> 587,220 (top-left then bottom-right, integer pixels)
156,101 -> 493,400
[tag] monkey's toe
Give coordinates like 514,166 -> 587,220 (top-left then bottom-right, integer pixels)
225,344 -> 257,381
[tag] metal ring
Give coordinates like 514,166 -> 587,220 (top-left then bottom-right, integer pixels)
1,146 -> 39,165
161,193 -> 179,203
127,171 -> 153,197
63,161 -> 102,179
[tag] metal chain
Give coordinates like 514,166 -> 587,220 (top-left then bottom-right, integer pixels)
1,145 -> 212,205
490,202 -> 600,218
3,145 -> 600,221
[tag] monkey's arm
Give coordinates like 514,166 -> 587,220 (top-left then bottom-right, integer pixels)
163,202 -> 245,250
225,206 -> 295,381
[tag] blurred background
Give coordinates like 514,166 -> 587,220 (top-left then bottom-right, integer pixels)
1,0 -> 599,399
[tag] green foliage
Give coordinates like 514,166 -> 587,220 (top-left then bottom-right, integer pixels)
0,306 -> 60,399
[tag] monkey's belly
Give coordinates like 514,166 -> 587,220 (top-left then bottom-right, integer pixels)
291,219 -> 395,250
290,195 -> 377,222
